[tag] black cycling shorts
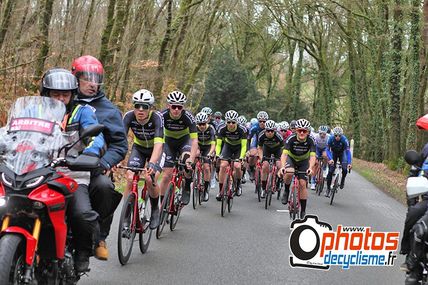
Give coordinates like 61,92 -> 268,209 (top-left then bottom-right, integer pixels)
220,144 -> 241,160
127,144 -> 164,171
262,146 -> 282,162
163,137 -> 191,167
285,156 -> 309,180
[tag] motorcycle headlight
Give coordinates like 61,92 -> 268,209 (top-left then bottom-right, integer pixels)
25,176 -> 45,188
0,197 -> 7,207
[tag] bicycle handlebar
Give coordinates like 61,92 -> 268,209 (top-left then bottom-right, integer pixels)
116,165 -> 156,187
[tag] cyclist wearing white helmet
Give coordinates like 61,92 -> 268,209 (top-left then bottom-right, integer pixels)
160,90 -> 198,205
278,121 -> 292,142
324,126 -> 352,197
123,89 -> 164,229
213,111 -> 223,131
248,111 -> 269,180
237,115 -> 249,184
216,110 -> 248,199
257,120 -> 283,198
310,125 -> 330,190
280,118 -> 316,218
195,112 -> 216,201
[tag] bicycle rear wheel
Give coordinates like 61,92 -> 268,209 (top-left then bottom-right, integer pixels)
156,186 -> 172,239
265,172 -> 274,209
170,182 -> 183,231
316,168 -> 324,196
221,174 -> 230,216
139,194 -> 152,254
117,193 -> 137,265
277,179 -> 282,200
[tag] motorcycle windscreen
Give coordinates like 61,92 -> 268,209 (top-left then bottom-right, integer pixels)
0,96 -> 67,175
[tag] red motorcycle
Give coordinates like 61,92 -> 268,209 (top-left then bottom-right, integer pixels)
0,96 -> 102,284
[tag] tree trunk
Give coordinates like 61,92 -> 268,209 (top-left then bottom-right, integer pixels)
99,0 -> 117,65
388,0 -> 403,161
0,0 -> 16,50
34,0 -> 55,80
80,0 -> 97,55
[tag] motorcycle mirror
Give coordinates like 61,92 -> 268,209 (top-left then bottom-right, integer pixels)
404,150 -> 422,165
80,124 -> 104,140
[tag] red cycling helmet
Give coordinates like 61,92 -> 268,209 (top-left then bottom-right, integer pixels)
416,114 -> 428,130
71,55 -> 104,85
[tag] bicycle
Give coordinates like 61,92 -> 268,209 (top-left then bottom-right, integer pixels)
116,165 -> 155,265
254,159 -> 262,202
264,155 -> 280,210
156,160 -> 187,238
219,158 -> 241,217
192,155 -> 212,209
329,162 -> 342,205
284,169 -> 308,221
315,157 -> 326,196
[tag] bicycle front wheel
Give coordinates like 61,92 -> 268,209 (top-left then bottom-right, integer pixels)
221,174 -> 230,216
227,177 -> 234,213
170,182 -> 183,231
117,193 -> 137,265
192,169 -> 200,210
255,168 -> 262,202
139,195 -> 152,254
330,175 -> 339,205
291,184 -> 298,220
156,186 -> 172,239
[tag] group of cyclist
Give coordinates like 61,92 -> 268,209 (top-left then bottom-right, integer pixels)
31,54 -> 355,275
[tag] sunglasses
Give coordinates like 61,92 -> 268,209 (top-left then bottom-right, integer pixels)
227,121 -> 236,125
215,117 -> 221,119
197,123 -> 206,126
335,134 -> 341,137
134,103 -> 150,110
280,129 -> 287,132
259,120 -> 266,123
296,129 -> 308,134
266,130 -> 274,133
170,105 -> 183,110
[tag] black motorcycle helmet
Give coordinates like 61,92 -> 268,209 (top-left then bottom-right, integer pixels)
40,68 -> 78,112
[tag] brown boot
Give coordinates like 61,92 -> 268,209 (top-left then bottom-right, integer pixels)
95,240 -> 109,260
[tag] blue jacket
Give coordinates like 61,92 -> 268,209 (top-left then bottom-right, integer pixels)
326,134 -> 352,164
249,124 -> 263,148
74,90 -> 128,169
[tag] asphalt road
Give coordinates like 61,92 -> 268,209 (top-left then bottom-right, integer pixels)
80,171 -> 406,285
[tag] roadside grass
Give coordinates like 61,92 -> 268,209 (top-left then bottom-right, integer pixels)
353,158 -> 407,205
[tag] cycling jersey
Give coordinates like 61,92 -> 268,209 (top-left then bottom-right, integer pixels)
198,124 -> 216,146
280,130 -> 293,143
161,109 -> 197,141
258,130 -> 283,150
283,134 -> 316,161
249,124 -> 264,148
326,135 -> 352,164
123,110 -> 164,149
216,124 -> 248,159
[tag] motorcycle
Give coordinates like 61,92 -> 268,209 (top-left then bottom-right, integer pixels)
404,150 -> 428,285
0,96 -> 103,284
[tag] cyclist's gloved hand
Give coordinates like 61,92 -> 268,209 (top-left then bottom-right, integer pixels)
280,167 -> 286,175
306,168 -> 313,176
328,159 -> 334,165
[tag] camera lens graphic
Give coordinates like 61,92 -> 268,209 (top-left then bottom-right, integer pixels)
290,225 -> 320,260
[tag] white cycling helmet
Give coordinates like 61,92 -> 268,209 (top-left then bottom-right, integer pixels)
295,118 -> 311,130
318,125 -> 329,133
279,121 -> 289,130
250,118 -> 258,125
225,110 -> 239,122
132,89 -> 155,105
167,90 -> 187,104
332,126 -> 344,136
257,111 -> 269,121
265,120 -> 276,130
201,107 -> 212,115
195,112 -> 209,124
237,115 -> 247,125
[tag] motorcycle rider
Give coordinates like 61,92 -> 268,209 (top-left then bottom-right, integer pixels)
41,68 -> 105,272
71,55 -> 128,260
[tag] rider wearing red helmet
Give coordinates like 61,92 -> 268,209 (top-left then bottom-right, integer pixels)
71,55 -> 128,261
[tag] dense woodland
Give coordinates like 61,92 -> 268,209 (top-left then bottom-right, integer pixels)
0,0 -> 427,169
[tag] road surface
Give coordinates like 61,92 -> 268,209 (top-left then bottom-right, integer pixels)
80,171 -> 406,285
